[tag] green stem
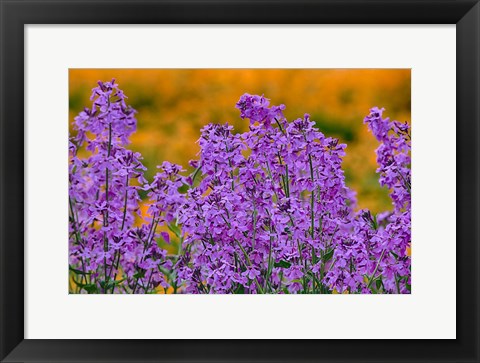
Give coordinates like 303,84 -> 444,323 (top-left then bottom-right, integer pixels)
367,249 -> 386,289
68,197 -> 89,287
108,174 -> 129,292
102,122 -> 112,293
235,240 -> 264,294
296,240 -> 308,293
275,118 -> 286,135
277,152 -> 290,198
144,270 -> 154,294
308,153 -> 315,238
191,166 -> 201,186
132,216 -> 159,294
264,236 -> 273,292
252,208 -> 257,249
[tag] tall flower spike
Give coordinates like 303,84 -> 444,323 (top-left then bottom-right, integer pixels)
69,80 -> 169,294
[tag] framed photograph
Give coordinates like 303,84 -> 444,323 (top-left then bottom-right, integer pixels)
1,0 -> 478,362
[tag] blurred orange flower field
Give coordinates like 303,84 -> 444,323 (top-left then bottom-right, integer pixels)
69,69 -> 410,215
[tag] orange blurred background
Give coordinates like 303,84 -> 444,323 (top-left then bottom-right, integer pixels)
69,69 -> 410,214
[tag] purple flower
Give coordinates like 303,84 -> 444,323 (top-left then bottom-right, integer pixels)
69,80 -> 170,294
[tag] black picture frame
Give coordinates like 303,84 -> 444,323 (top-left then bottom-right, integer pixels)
1,0 -> 479,362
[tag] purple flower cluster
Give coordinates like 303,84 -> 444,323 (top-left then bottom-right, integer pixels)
323,108 -> 411,293
176,95 -> 355,293
69,82 -> 411,294
69,80 -> 172,293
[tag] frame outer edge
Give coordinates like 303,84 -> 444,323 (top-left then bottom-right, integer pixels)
0,0 -> 4,358
0,0 -> 26,361
457,2 -> 480,361
1,0 -> 479,362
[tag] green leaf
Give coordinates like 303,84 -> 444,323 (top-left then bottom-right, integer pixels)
99,279 -> 125,291
390,251 -> 399,259
372,214 -> 378,230
322,249 -> 334,262
177,184 -> 189,193
306,271 -> 323,289
133,270 -> 146,280
73,279 -> 98,294
234,284 -> 245,294
84,284 -> 99,294
69,266 -> 91,275
167,223 -> 182,238
100,279 -> 116,290
274,260 -> 291,268
68,266 -> 92,275
376,278 -> 383,291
